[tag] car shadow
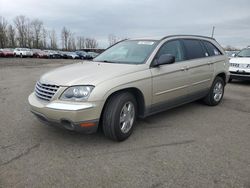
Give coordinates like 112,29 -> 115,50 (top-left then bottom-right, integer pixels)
229,80 -> 250,86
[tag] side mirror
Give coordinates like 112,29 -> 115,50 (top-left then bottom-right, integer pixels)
155,54 -> 175,66
231,53 -> 236,57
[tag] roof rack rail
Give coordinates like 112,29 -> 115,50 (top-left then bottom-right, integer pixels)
160,35 -> 215,41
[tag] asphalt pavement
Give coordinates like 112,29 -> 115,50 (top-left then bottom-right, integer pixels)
0,58 -> 250,188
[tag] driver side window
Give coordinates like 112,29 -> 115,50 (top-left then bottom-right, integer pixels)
156,40 -> 185,62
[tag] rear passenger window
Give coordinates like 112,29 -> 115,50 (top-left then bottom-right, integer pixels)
182,39 -> 206,60
203,41 -> 222,56
156,40 -> 184,62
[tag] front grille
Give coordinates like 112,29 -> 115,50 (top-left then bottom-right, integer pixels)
230,63 -> 250,69
230,63 -> 240,67
35,81 -> 59,101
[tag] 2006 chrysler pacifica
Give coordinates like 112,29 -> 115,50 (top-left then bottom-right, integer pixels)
29,35 -> 229,141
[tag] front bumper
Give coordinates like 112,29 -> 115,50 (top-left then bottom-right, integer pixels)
28,92 -> 104,133
230,71 -> 250,81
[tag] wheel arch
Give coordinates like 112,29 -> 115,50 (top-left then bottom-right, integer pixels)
101,87 -> 146,120
215,72 -> 227,83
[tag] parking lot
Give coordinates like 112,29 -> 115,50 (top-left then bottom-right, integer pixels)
0,58 -> 250,188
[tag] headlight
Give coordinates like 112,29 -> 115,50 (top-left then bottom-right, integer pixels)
60,86 -> 94,101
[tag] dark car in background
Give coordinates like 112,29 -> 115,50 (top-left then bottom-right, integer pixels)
44,50 -> 62,59
88,51 -> 99,58
75,51 -> 92,59
59,51 -> 69,59
66,52 -> 79,59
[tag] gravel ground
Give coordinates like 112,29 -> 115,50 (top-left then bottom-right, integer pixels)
0,58 -> 250,188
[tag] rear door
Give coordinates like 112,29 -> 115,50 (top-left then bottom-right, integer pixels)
182,39 -> 214,96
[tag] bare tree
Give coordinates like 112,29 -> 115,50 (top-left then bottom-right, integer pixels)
49,29 -> 57,49
68,33 -> 76,51
61,26 -> 70,50
108,34 -> 119,47
31,19 -> 43,48
14,15 -> 29,47
7,25 -> 16,47
41,27 -> 47,49
85,38 -> 98,48
77,36 -> 85,49
224,45 -> 240,51
26,21 -> 33,48
108,34 -> 128,47
0,16 -> 8,48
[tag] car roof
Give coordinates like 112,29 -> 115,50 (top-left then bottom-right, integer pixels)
128,35 -> 215,42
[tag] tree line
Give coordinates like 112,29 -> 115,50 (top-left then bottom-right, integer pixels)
0,15 -> 100,50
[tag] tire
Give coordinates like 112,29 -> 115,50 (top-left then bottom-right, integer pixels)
203,77 -> 225,106
102,92 -> 137,141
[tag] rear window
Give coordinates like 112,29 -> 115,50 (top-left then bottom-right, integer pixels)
182,39 -> 206,60
202,40 -> 222,56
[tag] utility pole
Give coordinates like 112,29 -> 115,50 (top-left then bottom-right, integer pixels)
211,26 -> 215,38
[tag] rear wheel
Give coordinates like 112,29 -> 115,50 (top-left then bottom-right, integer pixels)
203,77 -> 225,106
102,92 -> 137,141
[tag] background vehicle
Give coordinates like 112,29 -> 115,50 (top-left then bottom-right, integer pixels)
75,51 -> 92,59
88,51 -> 99,58
66,52 -> 79,59
14,48 -> 33,58
225,50 -> 239,59
58,51 -> 68,59
0,48 -> 14,57
45,50 -> 62,59
32,49 -> 49,58
29,35 -> 229,141
229,47 -> 250,81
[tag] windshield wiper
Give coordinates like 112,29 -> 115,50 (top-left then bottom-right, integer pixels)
98,60 -> 116,63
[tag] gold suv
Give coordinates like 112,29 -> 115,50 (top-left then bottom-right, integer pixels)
28,35 -> 229,141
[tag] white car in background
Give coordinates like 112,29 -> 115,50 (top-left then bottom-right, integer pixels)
14,48 -> 33,58
229,47 -> 250,81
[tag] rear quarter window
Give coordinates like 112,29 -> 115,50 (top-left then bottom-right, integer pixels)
182,39 -> 206,60
202,40 -> 222,56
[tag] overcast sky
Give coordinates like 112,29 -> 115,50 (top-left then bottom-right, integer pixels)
1,0 -> 250,48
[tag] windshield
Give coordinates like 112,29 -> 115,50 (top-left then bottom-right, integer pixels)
237,48 -> 250,57
94,40 -> 158,64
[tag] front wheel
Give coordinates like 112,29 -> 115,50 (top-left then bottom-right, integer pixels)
102,92 -> 137,141
203,77 -> 225,106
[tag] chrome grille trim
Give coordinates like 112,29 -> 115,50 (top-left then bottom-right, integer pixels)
35,81 -> 59,101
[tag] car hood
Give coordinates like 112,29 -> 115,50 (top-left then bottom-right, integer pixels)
39,61 -> 147,86
229,57 -> 250,64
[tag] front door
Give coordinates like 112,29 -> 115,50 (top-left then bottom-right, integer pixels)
150,39 -> 190,112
